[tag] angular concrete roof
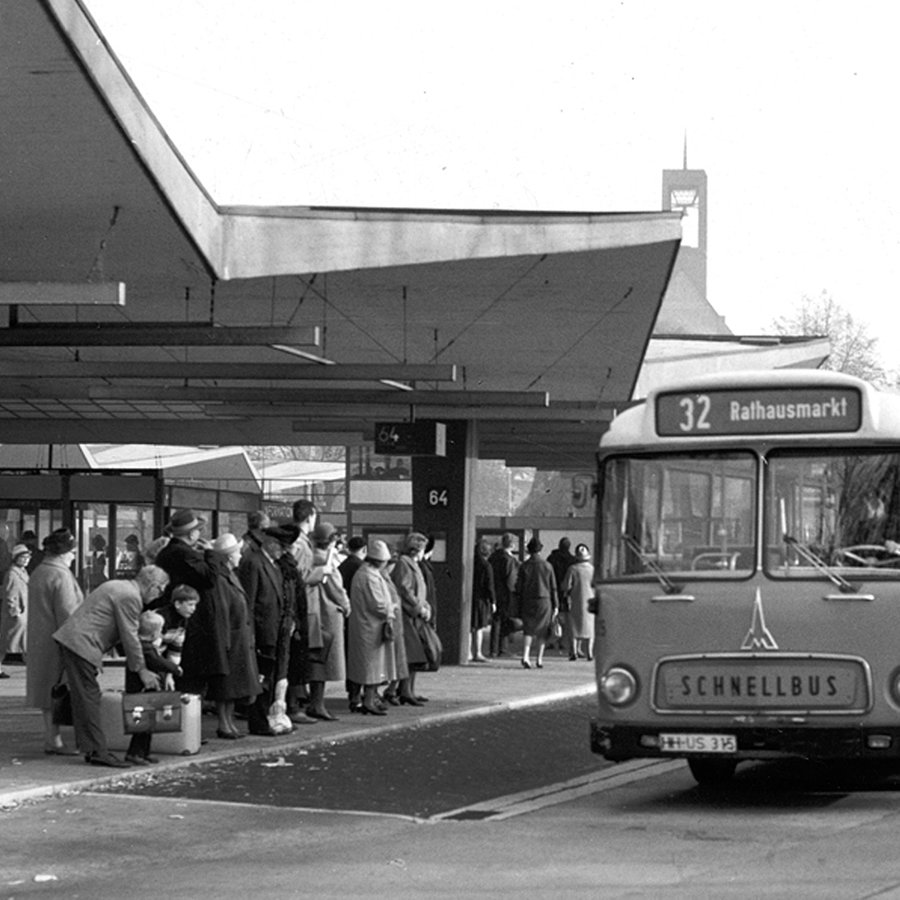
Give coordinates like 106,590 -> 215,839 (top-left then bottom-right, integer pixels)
0,1 -> 682,470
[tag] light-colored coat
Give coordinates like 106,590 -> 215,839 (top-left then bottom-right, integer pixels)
346,563 -> 398,686
25,556 -> 83,708
1,563 -> 28,655
291,532 -> 325,649
52,579 -> 147,673
313,546 -> 351,683
563,561 -> 595,639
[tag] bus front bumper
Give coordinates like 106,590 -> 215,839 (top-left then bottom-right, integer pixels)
591,720 -> 900,762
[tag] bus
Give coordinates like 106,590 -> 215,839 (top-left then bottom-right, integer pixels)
590,369 -> 900,785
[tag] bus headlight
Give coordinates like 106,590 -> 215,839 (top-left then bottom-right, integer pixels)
600,666 -> 638,706
889,667 -> 900,706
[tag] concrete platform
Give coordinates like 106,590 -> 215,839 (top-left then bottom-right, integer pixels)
0,649 -> 596,808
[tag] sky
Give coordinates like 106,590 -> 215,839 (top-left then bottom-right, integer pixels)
85,0 -> 900,366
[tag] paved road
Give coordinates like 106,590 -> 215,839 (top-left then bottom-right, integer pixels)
8,699 -> 900,898
99,696 -> 604,818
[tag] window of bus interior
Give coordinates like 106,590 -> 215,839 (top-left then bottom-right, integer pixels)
765,448 -> 900,578
599,452 -> 756,580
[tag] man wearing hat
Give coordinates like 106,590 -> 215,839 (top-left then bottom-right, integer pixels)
153,509 -> 224,696
238,523 -> 297,734
154,509 -> 216,606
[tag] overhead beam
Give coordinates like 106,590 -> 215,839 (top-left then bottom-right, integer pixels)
0,361 -> 457,382
0,282 -> 126,306
0,323 -> 320,347
89,386 -> 550,407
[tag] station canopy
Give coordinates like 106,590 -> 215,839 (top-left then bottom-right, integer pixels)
0,1 -> 681,472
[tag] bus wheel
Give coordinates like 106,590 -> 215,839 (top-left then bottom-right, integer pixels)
687,758 -> 737,786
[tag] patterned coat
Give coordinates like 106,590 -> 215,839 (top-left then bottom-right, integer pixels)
346,563 -> 398,686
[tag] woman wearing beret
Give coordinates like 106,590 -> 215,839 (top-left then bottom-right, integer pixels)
25,528 -> 84,754
346,540 -> 398,716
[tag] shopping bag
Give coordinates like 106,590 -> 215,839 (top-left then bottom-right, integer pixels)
51,680 -> 73,726
122,691 -> 185,734
417,619 -> 443,672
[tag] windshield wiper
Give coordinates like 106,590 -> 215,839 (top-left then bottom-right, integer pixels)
783,534 -> 858,593
621,534 -> 681,594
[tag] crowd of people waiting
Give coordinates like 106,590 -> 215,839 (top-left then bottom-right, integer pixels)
4,501 -> 448,768
0,508 -> 595,769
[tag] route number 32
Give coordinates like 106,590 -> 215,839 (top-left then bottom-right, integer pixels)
677,394 -> 712,432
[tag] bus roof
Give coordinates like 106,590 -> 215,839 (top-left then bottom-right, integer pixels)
602,369 -> 900,448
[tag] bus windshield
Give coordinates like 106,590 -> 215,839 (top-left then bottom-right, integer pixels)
600,452 -> 756,580
766,449 -> 900,578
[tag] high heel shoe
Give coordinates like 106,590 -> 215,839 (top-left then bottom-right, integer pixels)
307,709 -> 338,721
399,695 -> 424,706
216,729 -> 241,740
536,661 -> 544,669
361,704 -> 387,716
381,692 -> 400,706
521,659 -> 531,669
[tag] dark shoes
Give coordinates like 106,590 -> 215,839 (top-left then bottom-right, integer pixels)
0,671 -> 10,679
307,709 -> 338,721
86,751 -> 131,768
398,696 -> 424,707
381,692 -> 400,706
289,710 -> 318,725
216,729 -> 244,740
360,704 -> 387,716
521,659 -> 532,669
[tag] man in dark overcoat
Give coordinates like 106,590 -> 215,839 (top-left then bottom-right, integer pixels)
237,526 -> 293,735
153,509 -> 224,693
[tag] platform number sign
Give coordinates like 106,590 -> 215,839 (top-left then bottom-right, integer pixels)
427,486 -> 449,509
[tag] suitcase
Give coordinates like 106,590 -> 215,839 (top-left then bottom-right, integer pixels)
100,690 -> 203,755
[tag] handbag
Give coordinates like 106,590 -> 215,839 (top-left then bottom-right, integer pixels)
381,619 -> 395,642
417,618 -> 443,672
50,679 -> 73,726
122,691 -> 186,734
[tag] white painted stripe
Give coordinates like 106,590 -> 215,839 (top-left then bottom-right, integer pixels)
431,759 -> 684,821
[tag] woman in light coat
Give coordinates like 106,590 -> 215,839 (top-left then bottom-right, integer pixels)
1,543 -> 30,666
562,543 -> 595,661
25,528 -> 83,754
310,523 -> 351,719
346,541 -> 397,715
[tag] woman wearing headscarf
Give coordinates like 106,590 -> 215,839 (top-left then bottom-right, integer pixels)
1,543 -> 31,673
25,528 -> 83,754
206,533 -> 261,739
308,521 -> 351,720
346,540 -> 398,716
562,543 -> 596,661
387,532 -> 431,705
515,537 -> 558,669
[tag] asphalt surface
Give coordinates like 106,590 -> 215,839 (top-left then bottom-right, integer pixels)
99,696 -> 601,818
0,643 -> 596,808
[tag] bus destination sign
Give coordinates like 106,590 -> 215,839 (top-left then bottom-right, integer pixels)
656,387 -> 862,437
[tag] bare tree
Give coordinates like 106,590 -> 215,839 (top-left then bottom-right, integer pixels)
771,291 -> 887,385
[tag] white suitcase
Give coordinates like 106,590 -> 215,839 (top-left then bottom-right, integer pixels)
100,690 -> 203,756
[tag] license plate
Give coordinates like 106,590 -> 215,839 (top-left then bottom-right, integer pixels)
659,733 -> 737,753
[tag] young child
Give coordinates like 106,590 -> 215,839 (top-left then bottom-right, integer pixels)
124,609 -> 182,766
158,584 -> 200,677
